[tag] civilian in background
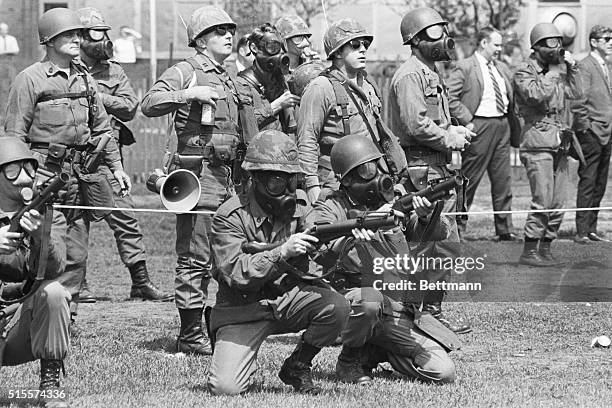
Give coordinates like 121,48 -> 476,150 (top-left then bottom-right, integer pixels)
235,34 -> 254,73
447,26 -> 518,241
571,25 -> 612,244
0,22 -> 19,55
113,26 -> 141,63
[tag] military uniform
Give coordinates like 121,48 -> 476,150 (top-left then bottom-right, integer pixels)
513,55 -> 581,241
4,58 -> 124,301
313,191 -> 457,383
235,72 -> 283,132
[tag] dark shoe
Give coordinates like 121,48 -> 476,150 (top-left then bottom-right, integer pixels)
423,303 -> 472,334
336,358 -> 372,384
519,240 -> 555,267
129,261 -> 173,302
538,240 -> 564,266
279,356 -> 322,394
588,232 -> 610,242
40,359 -> 67,408
498,233 -> 519,241
78,280 -> 97,303
573,235 -> 591,245
176,308 -> 212,355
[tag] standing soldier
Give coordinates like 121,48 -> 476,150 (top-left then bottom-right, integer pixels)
0,137 -> 70,408
274,15 -> 320,70
3,8 -> 131,310
207,130 -> 349,395
141,5 -> 257,355
297,18 -> 406,204
389,8 -> 474,333
514,23 -> 581,265
75,7 -> 171,303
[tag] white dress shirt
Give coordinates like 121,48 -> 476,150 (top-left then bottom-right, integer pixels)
474,51 -> 509,117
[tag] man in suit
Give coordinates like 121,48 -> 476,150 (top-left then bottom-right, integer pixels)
572,25 -> 612,244
448,26 -> 518,240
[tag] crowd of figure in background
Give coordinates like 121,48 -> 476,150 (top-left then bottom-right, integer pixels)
0,4 -> 611,407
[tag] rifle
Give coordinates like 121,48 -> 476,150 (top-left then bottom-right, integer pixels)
8,172 -> 70,233
392,175 -> 463,215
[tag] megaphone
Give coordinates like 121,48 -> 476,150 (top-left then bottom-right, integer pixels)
146,169 -> 201,212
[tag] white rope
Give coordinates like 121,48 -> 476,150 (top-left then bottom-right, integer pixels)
445,206 -> 612,216
52,204 -> 215,215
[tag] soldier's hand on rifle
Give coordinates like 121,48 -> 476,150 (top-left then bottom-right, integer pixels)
185,86 -> 219,107
280,232 -> 319,259
113,170 -> 132,195
271,91 -> 301,113
413,196 -> 434,220
447,125 -> 475,151
20,210 -> 43,238
0,224 -> 23,255
351,228 -> 376,242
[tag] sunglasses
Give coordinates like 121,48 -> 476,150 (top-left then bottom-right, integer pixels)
347,38 -> 371,51
206,25 -> 236,37
87,29 -> 106,41
2,160 -> 37,181
265,173 -> 299,196
596,36 -> 612,42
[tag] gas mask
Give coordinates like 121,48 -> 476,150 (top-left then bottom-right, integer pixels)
0,160 -> 36,213
343,159 -> 394,209
535,38 -> 565,65
81,29 -> 114,60
415,24 -> 456,62
252,171 -> 298,222
254,33 -> 290,75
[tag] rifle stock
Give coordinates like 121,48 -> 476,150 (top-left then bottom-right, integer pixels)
392,175 -> 463,214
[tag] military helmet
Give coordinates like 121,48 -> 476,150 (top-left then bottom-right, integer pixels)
77,7 -> 110,30
287,61 -> 327,96
187,6 -> 235,47
38,8 -> 84,44
400,7 -> 448,45
324,18 -> 373,60
0,137 -> 37,168
530,23 -> 562,47
242,130 -> 302,174
331,135 -> 383,180
274,15 -> 311,40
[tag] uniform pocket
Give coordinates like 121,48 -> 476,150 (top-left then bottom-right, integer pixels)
38,100 -> 70,126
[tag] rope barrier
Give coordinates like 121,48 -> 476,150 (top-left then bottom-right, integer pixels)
52,204 -> 216,215
444,206 -> 612,216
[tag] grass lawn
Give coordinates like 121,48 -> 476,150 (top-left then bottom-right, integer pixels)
1,171 -> 611,407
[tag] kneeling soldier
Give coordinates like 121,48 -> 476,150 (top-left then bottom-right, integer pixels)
314,135 -> 458,384
207,130 -> 349,395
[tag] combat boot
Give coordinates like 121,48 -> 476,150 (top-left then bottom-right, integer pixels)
129,261 -> 173,302
423,302 -> 472,334
336,346 -> 372,384
176,308 -> 212,355
519,240 -> 556,267
278,338 -> 322,394
538,240 -> 563,266
39,359 -> 67,408
78,279 -> 97,303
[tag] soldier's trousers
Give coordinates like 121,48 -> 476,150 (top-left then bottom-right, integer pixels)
2,281 -> 71,366
520,151 -> 569,240
56,208 -> 89,300
207,286 -> 349,395
342,288 -> 455,383
175,163 -> 233,309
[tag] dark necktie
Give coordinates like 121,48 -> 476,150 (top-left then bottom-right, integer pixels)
487,62 -> 505,115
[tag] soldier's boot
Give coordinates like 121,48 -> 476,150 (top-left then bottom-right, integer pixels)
78,279 -> 97,304
538,239 -> 564,266
39,359 -> 68,408
176,308 -> 212,355
519,239 -> 556,267
335,346 -> 372,384
129,261 -> 173,302
278,338 -> 323,394
423,302 -> 472,334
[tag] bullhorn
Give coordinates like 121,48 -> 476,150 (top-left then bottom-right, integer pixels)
146,169 -> 201,212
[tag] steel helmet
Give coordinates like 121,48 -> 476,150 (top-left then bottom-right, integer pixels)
331,135 -> 382,180
324,18 -> 373,60
38,8 -> 84,44
530,23 -> 562,47
400,7 -> 448,45
287,61 -> 327,96
274,15 -> 311,40
187,6 -> 235,47
77,7 -> 110,30
242,130 -> 302,174
0,137 -> 37,168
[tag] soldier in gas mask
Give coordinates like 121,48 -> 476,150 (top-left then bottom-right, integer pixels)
513,23 -> 581,266
236,24 -> 300,135
274,15 -> 321,70
75,7 -> 172,304
313,135 -> 458,385
388,8 -> 474,334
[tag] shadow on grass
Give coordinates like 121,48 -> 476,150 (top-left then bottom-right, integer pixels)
0,397 -> 43,407
139,335 -> 177,353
